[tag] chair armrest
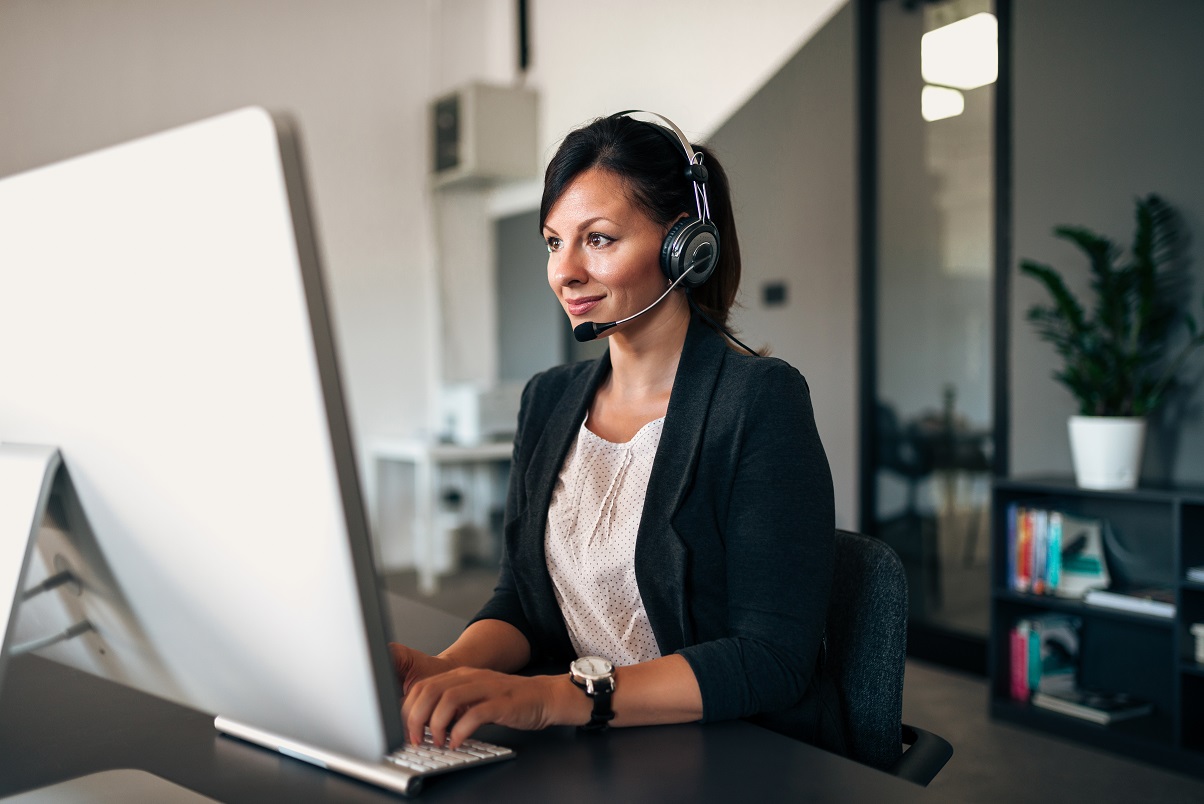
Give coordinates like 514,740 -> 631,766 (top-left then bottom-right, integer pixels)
890,723 -> 953,787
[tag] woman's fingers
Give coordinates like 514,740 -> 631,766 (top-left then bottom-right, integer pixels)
404,668 -> 491,746
403,667 -> 468,744
446,698 -> 504,748
426,678 -> 481,747
401,668 -> 553,748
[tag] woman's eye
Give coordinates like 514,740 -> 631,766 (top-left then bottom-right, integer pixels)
586,232 -> 614,248
545,237 -> 562,253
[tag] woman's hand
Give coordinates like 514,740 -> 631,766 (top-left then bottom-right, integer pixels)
401,667 -> 586,748
388,642 -> 459,695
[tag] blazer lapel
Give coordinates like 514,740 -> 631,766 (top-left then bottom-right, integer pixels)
511,354 -> 611,657
636,319 -> 727,655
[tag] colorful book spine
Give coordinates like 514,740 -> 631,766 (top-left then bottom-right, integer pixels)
1046,512 -> 1063,593
1017,509 -> 1032,592
1007,503 -> 1018,591
1010,619 -> 1030,701
1032,509 -> 1048,595
1028,621 -> 1042,692
1006,506 -> 1086,596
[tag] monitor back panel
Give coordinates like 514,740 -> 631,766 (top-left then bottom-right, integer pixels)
0,108 -> 401,759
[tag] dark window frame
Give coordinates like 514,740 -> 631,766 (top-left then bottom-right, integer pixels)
855,0 -> 1011,676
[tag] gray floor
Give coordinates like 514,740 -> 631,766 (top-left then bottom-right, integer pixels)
904,661 -> 1204,803
382,566 -> 1204,803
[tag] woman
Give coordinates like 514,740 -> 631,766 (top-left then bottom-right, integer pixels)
391,112 -> 842,754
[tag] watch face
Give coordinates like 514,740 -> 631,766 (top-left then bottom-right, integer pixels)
573,656 -> 613,679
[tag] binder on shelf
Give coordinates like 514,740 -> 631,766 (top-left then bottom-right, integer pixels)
1082,587 -> 1175,619
1031,688 -> 1153,725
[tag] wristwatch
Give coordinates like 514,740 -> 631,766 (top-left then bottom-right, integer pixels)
570,656 -> 616,732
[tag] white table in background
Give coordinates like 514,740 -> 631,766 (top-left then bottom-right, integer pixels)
369,438 -> 512,594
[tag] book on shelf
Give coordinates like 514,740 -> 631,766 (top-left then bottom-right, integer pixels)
1031,688 -> 1154,725
1010,613 -> 1081,702
1187,564 -> 1204,584
1031,614 -> 1080,695
1083,586 -> 1175,618
1005,504 -> 1109,598
1010,619 -> 1030,701
1032,509 -> 1049,595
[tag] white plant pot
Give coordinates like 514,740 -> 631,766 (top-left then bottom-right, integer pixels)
1068,415 -> 1147,490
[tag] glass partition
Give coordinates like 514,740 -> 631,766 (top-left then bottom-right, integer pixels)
871,0 -> 997,648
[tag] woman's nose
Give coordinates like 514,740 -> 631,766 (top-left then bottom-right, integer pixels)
550,247 -> 588,287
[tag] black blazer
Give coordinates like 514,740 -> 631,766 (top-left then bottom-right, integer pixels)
472,317 -> 842,747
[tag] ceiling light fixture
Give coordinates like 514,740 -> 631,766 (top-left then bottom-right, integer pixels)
921,85 -> 966,122
921,12 -> 998,91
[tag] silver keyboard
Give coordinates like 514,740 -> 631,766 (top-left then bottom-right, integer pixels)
215,716 -> 515,797
386,730 -> 516,777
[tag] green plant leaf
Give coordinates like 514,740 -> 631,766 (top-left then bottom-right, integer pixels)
1021,259 -> 1087,335
1019,195 -> 1204,416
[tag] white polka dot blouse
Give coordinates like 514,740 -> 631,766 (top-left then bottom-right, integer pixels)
543,416 -> 665,666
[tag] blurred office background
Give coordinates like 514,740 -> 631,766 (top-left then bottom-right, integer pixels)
3,0 -> 1204,685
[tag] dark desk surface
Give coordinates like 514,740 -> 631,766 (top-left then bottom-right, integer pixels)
0,594 -> 943,803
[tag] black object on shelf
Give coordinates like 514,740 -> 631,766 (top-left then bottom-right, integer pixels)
1031,688 -> 1153,725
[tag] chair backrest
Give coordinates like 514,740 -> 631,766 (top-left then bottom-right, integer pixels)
824,529 -> 908,771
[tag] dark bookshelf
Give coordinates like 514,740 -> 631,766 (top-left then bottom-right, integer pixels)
989,477 -> 1204,779
994,590 -> 1177,629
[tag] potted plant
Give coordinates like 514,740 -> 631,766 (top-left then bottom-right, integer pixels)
1021,194 -> 1204,489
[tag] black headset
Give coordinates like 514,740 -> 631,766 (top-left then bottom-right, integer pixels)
610,110 -> 720,290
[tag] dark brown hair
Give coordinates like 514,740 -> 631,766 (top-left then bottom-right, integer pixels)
539,115 -> 742,332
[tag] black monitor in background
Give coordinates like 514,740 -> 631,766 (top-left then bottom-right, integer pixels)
0,108 -> 404,761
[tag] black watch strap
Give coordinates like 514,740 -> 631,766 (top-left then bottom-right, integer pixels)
581,684 -> 615,732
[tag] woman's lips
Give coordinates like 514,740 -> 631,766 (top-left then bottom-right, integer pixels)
565,296 -> 603,317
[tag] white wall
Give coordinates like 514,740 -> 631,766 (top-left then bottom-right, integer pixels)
0,0 -> 849,556
0,0 -> 438,486
1011,0 -> 1204,484
528,0 -> 846,153
710,4 -> 858,529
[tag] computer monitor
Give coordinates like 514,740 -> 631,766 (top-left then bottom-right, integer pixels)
0,108 -> 403,761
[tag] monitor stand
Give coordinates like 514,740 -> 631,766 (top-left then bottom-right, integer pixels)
0,443 -> 174,699
0,444 -> 67,694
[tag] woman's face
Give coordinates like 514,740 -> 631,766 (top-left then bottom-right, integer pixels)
542,167 -> 671,333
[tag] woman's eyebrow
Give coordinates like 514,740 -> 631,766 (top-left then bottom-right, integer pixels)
544,216 -> 618,237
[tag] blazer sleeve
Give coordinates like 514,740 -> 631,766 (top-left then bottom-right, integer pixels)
675,360 -> 836,723
466,375 -> 539,648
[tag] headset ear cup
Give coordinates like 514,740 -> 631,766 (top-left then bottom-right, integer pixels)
661,218 -> 720,288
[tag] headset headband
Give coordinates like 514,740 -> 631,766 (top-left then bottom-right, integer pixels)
610,109 -> 712,225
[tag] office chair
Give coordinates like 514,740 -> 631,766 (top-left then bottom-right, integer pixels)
824,529 -> 953,786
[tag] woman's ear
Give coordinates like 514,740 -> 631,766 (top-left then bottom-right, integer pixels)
664,212 -> 690,235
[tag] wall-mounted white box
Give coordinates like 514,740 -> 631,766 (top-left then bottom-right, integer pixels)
430,83 -> 538,188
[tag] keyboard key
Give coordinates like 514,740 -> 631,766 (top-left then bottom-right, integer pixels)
387,756 -> 430,772
384,730 -> 515,781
